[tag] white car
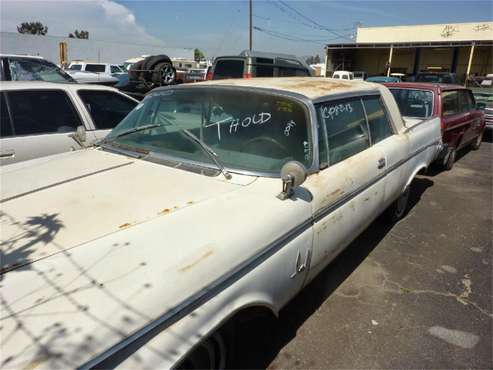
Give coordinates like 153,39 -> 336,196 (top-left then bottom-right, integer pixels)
0,77 -> 442,369
67,62 -> 127,76
332,70 -> 354,80
0,81 -> 138,164
66,62 -> 126,86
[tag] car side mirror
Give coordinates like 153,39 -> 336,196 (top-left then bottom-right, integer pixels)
277,161 -> 307,200
476,102 -> 486,110
76,125 -> 87,142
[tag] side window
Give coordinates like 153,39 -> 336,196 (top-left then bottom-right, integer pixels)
459,90 -> 474,112
317,98 -> 370,165
85,64 -> 106,73
110,65 -> 121,74
342,75 -> 349,80
7,90 -> 82,135
278,67 -> 308,77
442,91 -> 460,116
1,93 -> 13,137
363,96 -> 394,144
255,64 -> 274,77
213,60 -> 244,79
78,90 -> 138,129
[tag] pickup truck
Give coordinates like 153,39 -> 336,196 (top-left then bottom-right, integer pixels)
385,82 -> 485,169
0,78 -> 442,369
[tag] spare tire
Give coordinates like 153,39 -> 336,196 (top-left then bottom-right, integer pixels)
151,62 -> 176,85
128,60 -> 145,81
142,55 -> 173,81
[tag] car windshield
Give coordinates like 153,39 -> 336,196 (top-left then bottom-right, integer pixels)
390,88 -> 434,118
9,58 -> 75,83
104,88 -> 312,174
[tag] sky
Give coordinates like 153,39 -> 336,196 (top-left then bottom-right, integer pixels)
1,0 -> 492,58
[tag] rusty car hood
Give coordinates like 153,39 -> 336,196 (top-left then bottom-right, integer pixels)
0,148 -> 253,273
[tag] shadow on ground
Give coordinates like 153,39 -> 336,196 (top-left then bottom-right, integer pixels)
233,177 -> 434,369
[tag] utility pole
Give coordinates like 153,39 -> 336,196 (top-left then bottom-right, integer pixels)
249,0 -> 253,51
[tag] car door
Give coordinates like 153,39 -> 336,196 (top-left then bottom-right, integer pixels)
76,89 -> 138,141
363,95 -> 408,207
459,89 -> 481,144
441,90 -> 470,149
0,89 -> 86,165
304,96 -> 386,282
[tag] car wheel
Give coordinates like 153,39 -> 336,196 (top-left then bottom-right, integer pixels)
444,147 -> 456,170
471,132 -> 483,150
152,62 -> 176,85
385,186 -> 410,223
178,332 -> 228,370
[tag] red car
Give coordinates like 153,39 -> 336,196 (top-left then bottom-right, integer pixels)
384,82 -> 485,170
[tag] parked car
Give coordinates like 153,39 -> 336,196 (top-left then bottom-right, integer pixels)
0,81 -> 138,164
367,76 -> 401,83
0,54 -> 75,83
67,62 -> 127,76
0,77 -> 442,369
385,82 -> 485,169
472,87 -> 493,130
415,72 -> 458,84
65,62 -> 124,86
332,70 -> 354,80
209,50 -> 312,80
353,71 -> 367,80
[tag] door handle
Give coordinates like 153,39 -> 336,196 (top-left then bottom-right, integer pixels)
377,157 -> 386,169
0,150 -> 15,159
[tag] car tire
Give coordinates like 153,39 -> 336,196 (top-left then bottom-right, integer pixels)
177,331 -> 229,370
142,55 -> 173,82
151,62 -> 176,86
444,147 -> 456,170
471,132 -> 483,150
385,186 -> 410,223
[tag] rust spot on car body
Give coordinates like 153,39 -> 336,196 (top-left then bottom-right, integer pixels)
159,208 -> 171,215
119,223 -> 131,229
179,249 -> 214,272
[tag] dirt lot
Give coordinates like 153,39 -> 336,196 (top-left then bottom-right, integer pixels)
238,134 -> 492,369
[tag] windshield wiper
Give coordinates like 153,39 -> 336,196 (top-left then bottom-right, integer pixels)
112,123 -> 163,140
181,129 -> 232,180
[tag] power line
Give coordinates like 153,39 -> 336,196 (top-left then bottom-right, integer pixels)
253,25 -> 351,45
271,0 -> 354,40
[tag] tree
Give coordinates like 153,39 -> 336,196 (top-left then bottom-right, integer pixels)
68,30 -> 89,39
17,21 -> 48,35
194,48 -> 205,62
314,54 -> 321,64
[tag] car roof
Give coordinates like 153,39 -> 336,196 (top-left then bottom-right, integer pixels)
0,54 -> 45,59
383,82 -> 465,91
0,80 -> 122,92
162,77 -> 381,100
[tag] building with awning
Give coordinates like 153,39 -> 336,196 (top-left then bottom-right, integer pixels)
324,22 -> 493,81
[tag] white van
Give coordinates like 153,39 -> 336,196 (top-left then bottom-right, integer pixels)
332,71 -> 354,80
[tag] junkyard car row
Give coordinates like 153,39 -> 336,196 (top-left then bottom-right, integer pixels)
0,71 -> 486,369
